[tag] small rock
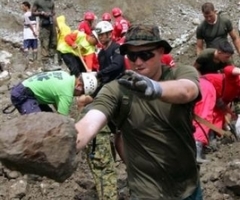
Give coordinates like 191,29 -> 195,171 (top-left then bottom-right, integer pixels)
9,179 -> 27,199
209,172 -> 219,182
3,169 -> 20,179
50,182 -> 60,188
8,171 -> 20,179
40,183 -> 49,195
192,18 -> 200,25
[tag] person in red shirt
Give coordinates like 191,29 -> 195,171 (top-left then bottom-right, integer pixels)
194,65 -> 240,162
78,11 -> 96,36
111,7 -> 130,43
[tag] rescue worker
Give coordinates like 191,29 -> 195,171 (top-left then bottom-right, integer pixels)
95,20 -> 125,84
78,11 -> 96,36
111,7 -> 130,44
194,40 -> 234,75
56,15 -> 71,67
196,2 -> 240,55
75,24 -> 202,200
10,71 -> 98,116
194,65 -> 240,162
32,0 -> 58,70
57,29 -> 98,76
102,12 -> 112,22
78,20 -> 125,200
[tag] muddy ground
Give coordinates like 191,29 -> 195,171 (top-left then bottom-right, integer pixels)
1,0 -> 240,199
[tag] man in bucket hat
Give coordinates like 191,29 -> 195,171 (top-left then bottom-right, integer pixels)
75,24 -> 202,199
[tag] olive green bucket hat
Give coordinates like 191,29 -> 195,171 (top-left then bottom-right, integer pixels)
120,24 -> 172,55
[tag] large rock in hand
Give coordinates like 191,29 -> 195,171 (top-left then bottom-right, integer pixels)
0,112 -> 78,182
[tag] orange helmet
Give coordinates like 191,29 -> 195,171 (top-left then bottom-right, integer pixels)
102,12 -> 111,22
84,11 -> 95,20
112,7 -> 122,17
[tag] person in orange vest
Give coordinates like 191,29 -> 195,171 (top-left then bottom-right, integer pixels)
78,11 -> 96,36
57,30 -> 98,76
102,12 -> 111,22
111,7 -> 130,44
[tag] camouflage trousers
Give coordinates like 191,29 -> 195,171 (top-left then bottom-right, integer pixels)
87,128 -> 118,200
39,25 -> 57,63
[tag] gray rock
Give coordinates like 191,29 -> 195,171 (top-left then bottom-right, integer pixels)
192,18 -> 200,25
40,182 -> 49,195
0,85 -> 8,94
9,179 -> 27,199
0,112 -> 78,182
223,161 -> 240,196
3,169 -> 20,179
0,185 -> 7,199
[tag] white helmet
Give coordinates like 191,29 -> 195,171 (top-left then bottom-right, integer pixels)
81,72 -> 98,95
95,21 -> 113,34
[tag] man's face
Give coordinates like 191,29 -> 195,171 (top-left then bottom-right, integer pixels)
74,79 -> 84,96
97,32 -> 111,45
126,45 -> 163,80
217,51 -> 232,63
203,11 -> 217,24
21,4 -> 26,12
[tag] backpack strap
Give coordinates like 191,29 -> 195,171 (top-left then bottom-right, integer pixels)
117,87 -> 133,130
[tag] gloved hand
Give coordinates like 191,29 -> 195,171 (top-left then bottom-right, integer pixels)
235,114 -> 240,138
118,70 -> 163,100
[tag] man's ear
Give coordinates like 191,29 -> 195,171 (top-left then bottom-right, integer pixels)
75,78 -> 83,90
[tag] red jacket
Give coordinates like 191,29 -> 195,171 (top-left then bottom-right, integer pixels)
203,66 -> 240,104
78,20 -> 92,36
112,16 -> 130,42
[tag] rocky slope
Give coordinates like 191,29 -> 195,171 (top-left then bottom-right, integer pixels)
1,0 -> 240,199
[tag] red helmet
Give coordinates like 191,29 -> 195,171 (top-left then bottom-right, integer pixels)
112,7 -> 122,17
84,12 -> 95,20
102,12 -> 111,21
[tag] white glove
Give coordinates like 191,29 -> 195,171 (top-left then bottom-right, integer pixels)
235,115 -> 240,138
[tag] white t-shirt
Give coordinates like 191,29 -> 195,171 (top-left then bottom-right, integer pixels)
23,11 -> 37,40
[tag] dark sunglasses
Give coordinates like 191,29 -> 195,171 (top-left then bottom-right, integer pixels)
126,46 -> 159,62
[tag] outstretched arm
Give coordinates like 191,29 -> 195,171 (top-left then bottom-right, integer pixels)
75,109 -> 108,150
118,69 -> 199,104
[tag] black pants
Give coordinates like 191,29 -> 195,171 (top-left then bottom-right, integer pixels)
11,83 -> 53,115
61,53 -> 86,77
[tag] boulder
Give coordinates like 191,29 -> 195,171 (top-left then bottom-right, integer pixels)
0,112 -> 78,182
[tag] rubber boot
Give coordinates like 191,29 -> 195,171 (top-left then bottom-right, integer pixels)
196,141 -> 210,164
